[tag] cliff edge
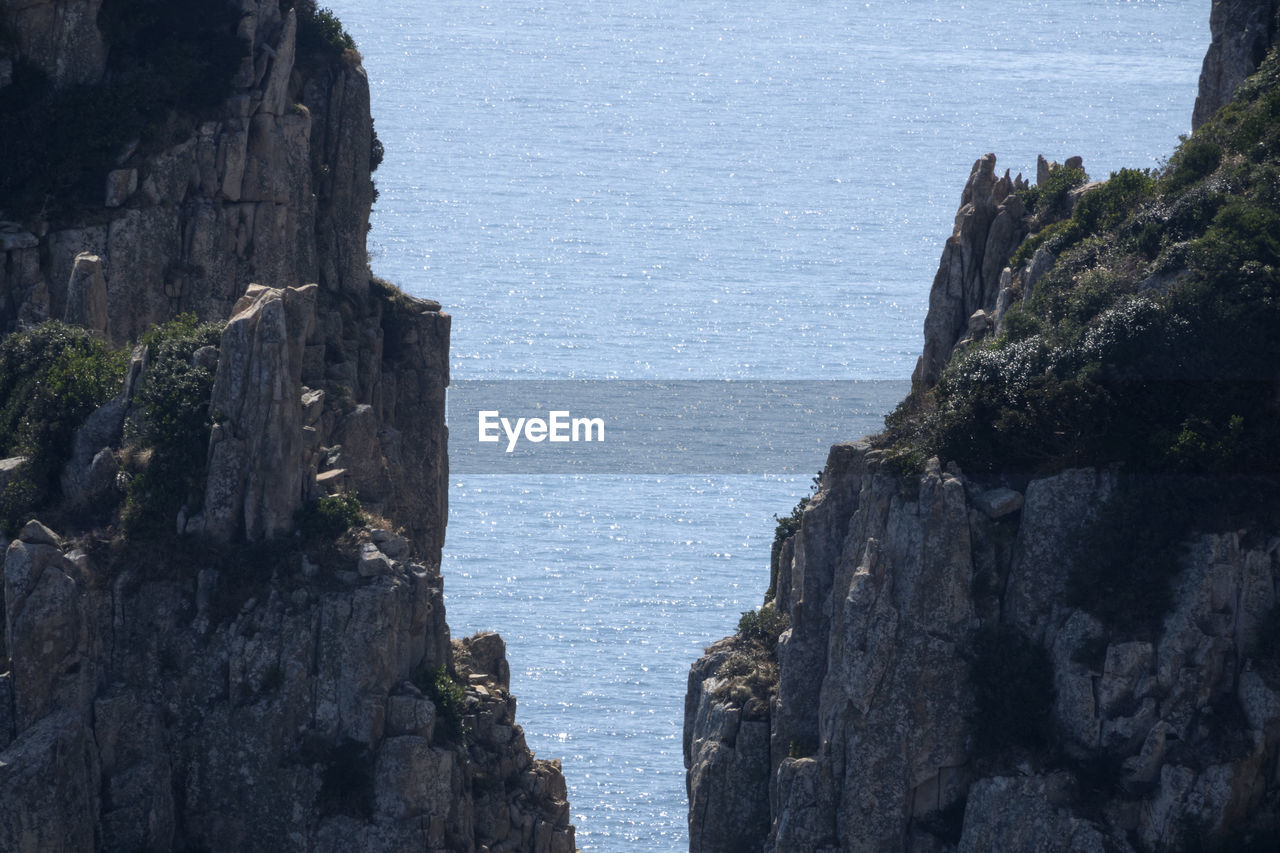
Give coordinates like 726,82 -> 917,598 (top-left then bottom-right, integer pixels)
0,2 -> 575,850
687,4 -> 1280,851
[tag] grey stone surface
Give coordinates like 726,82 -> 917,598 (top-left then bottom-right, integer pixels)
913,154 -> 1030,385
63,252 -> 109,336
203,284 -> 316,541
974,486 -> 1023,518
1193,0 -> 1278,129
0,4 -> 566,848
687,440 -> 1280,851
0,521 -> 573,851
685,20 -> 1280,836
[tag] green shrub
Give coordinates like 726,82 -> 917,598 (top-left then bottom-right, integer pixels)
296,492 -> 366,542
1011,170 -> 1155,274
737,603 -> 789,649
122,315 -> 223,534
1072,168 -> 1156,235
0,322 -> 126,529
772,496 -> 808,545
968,624 -> 1055,754
876,43 -> 1280,518
884,156 -> 1280,480
1163,138 -> 1223,194
1009,218 -> 1069,271
1189,199 -> 1280,278
1018,165 -> 1088,219
416,665 -> 467,742
296,2 -> 357,60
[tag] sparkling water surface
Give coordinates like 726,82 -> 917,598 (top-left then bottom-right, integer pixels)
324,1 -> 1206,848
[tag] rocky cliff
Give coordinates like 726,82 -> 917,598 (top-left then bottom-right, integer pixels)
1193,0 -> 1279,130
0,2 -> 575,850
689,445 -> 1280,852
687,3 -> 1280,851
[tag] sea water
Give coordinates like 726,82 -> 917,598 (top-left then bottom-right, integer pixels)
324,1 -> 1206,847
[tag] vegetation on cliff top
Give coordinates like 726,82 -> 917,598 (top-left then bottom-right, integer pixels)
0,322 -> 126,531
294,1 -> 358,61
873,47 -> 1280,646
121,314 -> 224,534
0,314 -> 233,536
881,46 -> 1280,482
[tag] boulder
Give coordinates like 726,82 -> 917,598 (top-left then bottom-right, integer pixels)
0,457 -> 28,499
973,486 -> 1023,519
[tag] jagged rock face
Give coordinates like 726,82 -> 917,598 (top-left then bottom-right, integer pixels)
200,284 -> 316,541
0,1 -> 372,344
1193,0 -> 1279,129
1,0 -> 447,555
0,5 -> 568,850
684,638 -> 773,853
0,521 -> 575,852
913,154 -> 1028,386
685,440 -> 1280,851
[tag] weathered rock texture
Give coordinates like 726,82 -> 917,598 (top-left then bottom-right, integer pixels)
0,1 -> 372,345
0,0 -> 447,555
0,2 -> 571,849
687,442 -> 1280,852
685,638 -> 774,853
1193,0 -> 1280,129
202,283 -> 318,541
0,0 -> 106,86
0,520 -> 575,852
912,154 -> 1030,386
688,9 -> 1280,848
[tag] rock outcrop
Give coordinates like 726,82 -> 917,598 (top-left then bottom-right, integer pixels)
1193,0 -> 1279,129
0,1 -> 372,346
1,0 -> 447,554
688,7 -> 1280,849
0,518 -> 575,852
912,154 -> 1030,386
201,283 -> 318,541
687,442 -> 1280,851
0,2 -> 572,849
